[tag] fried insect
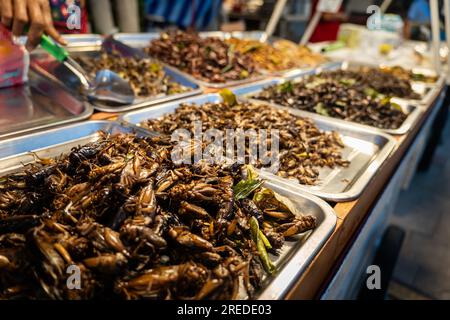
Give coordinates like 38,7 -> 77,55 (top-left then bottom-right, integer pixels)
0,133 -> 317,300
146,30 -> 258,83
254,71 -> 411,130
141,101 -> 349,185
226,38 -> 326,72
75,50 -> 190,97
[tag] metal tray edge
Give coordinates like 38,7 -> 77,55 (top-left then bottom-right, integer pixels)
119,93 -> 398,202
0,99 -> 94,141
257,182 -> 337,299
236,75 -> 424,136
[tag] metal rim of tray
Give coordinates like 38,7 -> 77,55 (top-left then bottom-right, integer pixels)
117,93 -> 398,202
230,72 -> 425,136
113,31 -> 333,89
0,102 -> 94,141
0,119 -> 337,300
30,38 -> 204,113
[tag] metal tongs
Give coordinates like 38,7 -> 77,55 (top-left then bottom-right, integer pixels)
40,35 -> 135,105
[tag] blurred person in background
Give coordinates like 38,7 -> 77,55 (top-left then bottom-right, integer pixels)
88,0 -> 140,34
0,0 -> 140,51
405,0 -> 431,40
144,0 -> 222,31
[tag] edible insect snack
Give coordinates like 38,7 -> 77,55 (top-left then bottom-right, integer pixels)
254,74 -> 409,130
146,31 -> 257,83
0,133 -> 316,300
379,65 -> 438,84
75,50 -> 190,97
226,38 -> 326,72
319,68 -> 421,99
141,100 -> 349,185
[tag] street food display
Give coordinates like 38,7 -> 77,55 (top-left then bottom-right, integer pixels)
226,38 -> 326,72
253,70 -> 412,130
379,65 -> 438,84
146,31 -> 258,83
322,68 -> 421,99
0,132 -> 317,299
75,51 -> 190,98
0,25 -> 446,302
141,100 -> 349,185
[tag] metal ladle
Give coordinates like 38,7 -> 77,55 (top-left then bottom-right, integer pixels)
40,35 -> 135,105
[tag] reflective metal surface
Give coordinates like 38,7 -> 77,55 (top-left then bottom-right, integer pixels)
0,120 -> 336,300
119,94 -> 397,201
30,37 -> 202,113
0,66 -> 93,140
19,34 -> 104,50
236,75 -> 424,135
112,32 -> 267,89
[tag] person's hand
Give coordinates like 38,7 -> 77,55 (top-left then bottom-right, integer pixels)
0,0 -> 67,51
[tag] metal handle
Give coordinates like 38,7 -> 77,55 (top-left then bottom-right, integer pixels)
40,34 -> 69,62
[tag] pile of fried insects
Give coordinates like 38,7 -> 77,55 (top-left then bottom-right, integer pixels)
0,133 -> 316,299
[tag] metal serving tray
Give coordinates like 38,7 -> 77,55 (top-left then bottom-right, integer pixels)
30,37 -> 202,113
112,32 -> 266,89
113,31 -> 268,48
289,60 -> 446,108
114,31 -> 331,80
0,65 -> 93,140
236,74 -> 423,135
0,120 -> 336,300
119,94 -> 397,201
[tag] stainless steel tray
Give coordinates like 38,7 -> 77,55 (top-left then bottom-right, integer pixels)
118,94 -> 397,201
114,31 -> 331,80
112,32 -> 266,89
0,65 -> 93,140
0,120 -> 336,300
341,61 -> 446,108
254,181 -> 336,299
30,37 -> 202,113
235,75 -> 424,135
296,60 -> 446,108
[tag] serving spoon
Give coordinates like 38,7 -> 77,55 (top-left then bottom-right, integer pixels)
40,35 -> 135,105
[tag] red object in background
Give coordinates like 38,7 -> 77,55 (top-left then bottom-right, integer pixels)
0,24 -> 29,89
309,0 -> 342,43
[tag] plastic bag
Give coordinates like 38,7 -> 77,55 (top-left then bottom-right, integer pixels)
0,24 -> 29,88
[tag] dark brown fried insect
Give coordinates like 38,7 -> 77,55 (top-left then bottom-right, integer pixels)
0,133 -> 316,300
75,50 -> 190,97
254,67 -> 416,130
141,101 -> 349,185
146,30 -> 258,83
